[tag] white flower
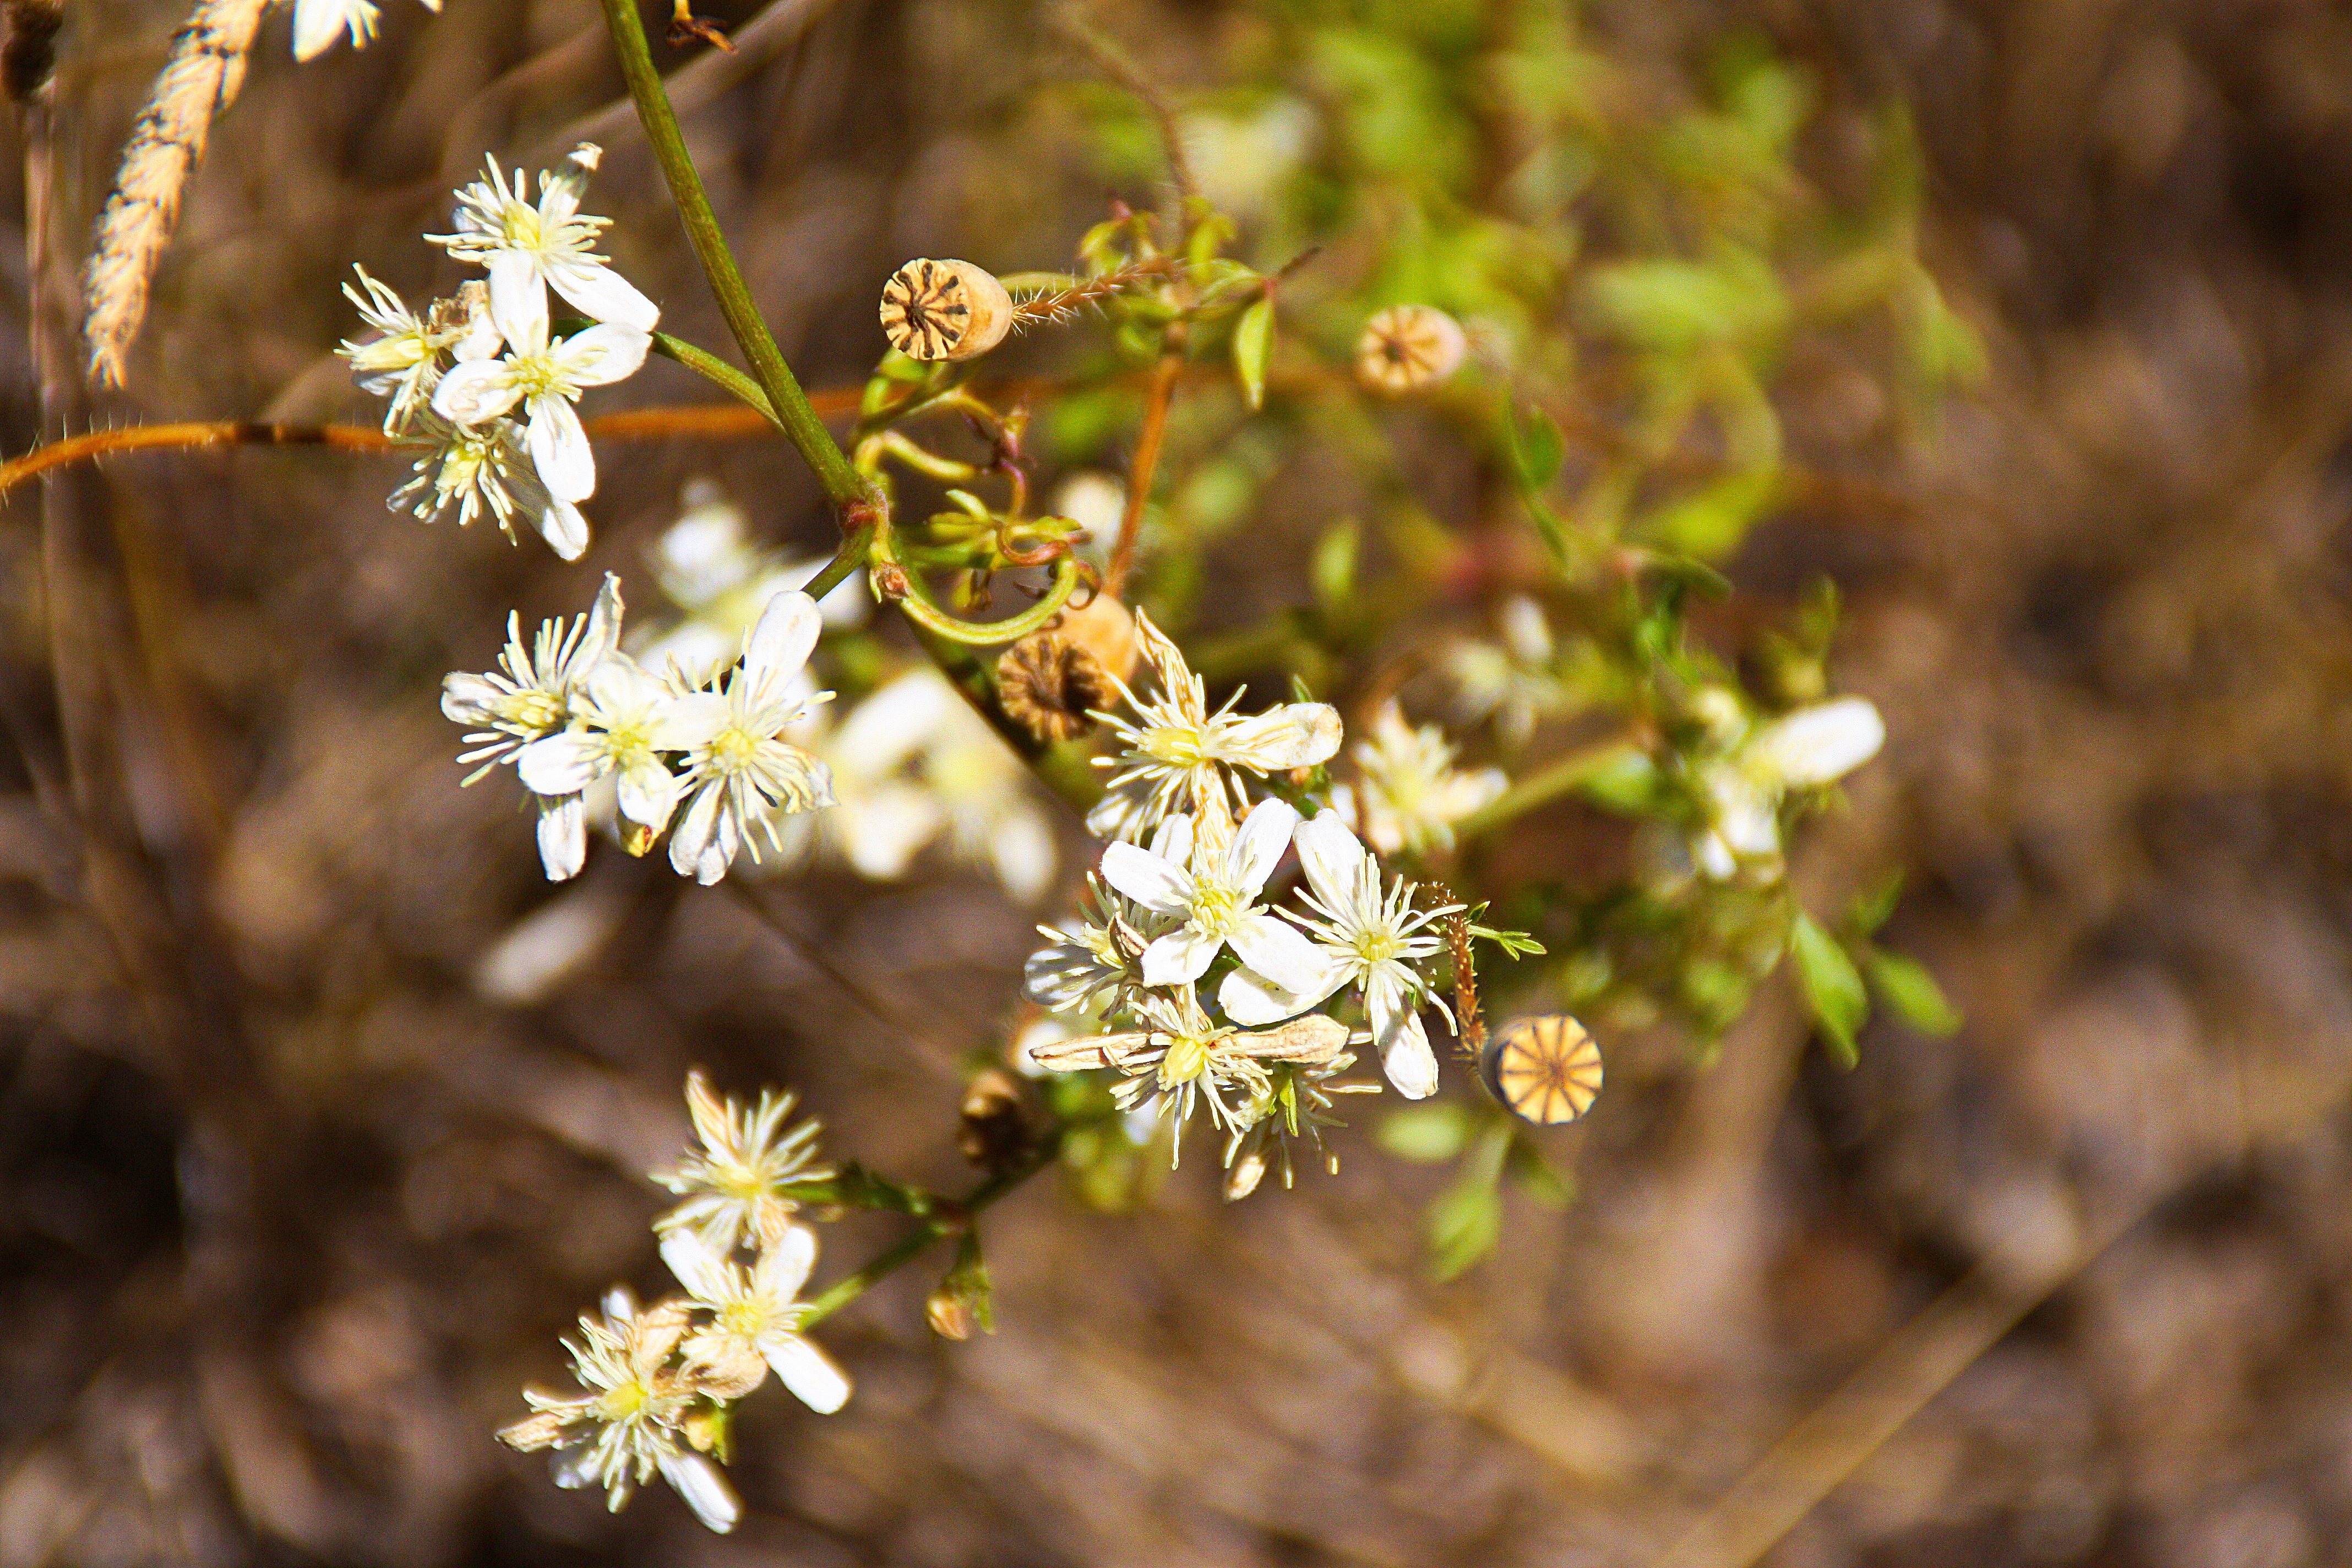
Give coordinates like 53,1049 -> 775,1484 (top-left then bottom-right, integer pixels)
1221,1052 -> 1377,1199
663,591 -> 836,884
651,1070 -> 831,1254
1098,798 -> 1326,995
431,307 -> 649,505
1088,609 -> 1342,840
1691,695 -> 1885,879
442,575 -> 622,879
514,656 -> 701,833
1223,810 -> 1456,1098
1022,858 -> 1172,1014
1336,701 -> 1506,857
292,0 -> 378,60
1445,596 -> 1571,748
389,415 -> 591,559
432,147 -> 661,343
660,1226 -> 851,1414
338,269 -> 496,431
497,1292 -> 739,1533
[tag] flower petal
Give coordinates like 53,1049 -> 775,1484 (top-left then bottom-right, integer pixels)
516,731 -> 607,797
764,1335 -> 851,1414
1228,912 -> 1330,997
552,322 -> 652,388
538,497 -> 590,560
1292,810 -> 1369,912
614,757 -> 682,829
1750,696 -> 1884,787
547,260 -> 662,335
486,252 -> 549,351
1218,963 -> 1335,1027
430,357 -> 520,426
536,793 -> 586,880
1141,923 -> 1222,987
753,1221 -> 817,1300
667,781 -> 725,880
1374,1004 -> 1439,1099
1224,797 -> 1299,894
1099,843 -> 1192,915
527,395 -> 596,503
657,1451 -> 740,1534
1219,702 -> 1343,770
658,1231 -> 734,1303
741,590 -> 823,693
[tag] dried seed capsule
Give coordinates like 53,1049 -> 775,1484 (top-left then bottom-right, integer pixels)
995,592 -> 1137,743
879,258 -> 1014,362
1480,1015 -> 1603,1124
1355,303 -> 1468,394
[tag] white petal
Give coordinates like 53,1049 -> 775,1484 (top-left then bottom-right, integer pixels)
430,357 -> 521,426
614,757 -> 682,829
487,252 -> 549,350
837,786 -> 943,878
442,671 -> 500,725
291,0 -> 375,59
657,1451 -> 739,1534
538,497 -> 590,560
764,1335 -> 851,1414
536,794 -> 586,881
516,731 -> 608,797
989,808 -> 1057,903
1224,797 -> 1299,894
1751,697 -> 1885,787
654,692 -> 729,749
1219,702 -> 1343,769
667,782 -> 726,880
1218,964 -> 1334,1027
552,323 -> 652,388
1227,913 -> 1329,996
1146,812 -> 1195,868
830,671 -> 951,780
741,589 -> 823,693
1292,810 -> 1368,911
658,1231 -> 734,1304
579,573 -> 625,668
547,259 -> 662,334
1099,843 -> 1193,915
1375,1005 -> 1438,1099
752,1222 -> 817,1300
527,396 -> 596,503
1141,924 -> 1222,987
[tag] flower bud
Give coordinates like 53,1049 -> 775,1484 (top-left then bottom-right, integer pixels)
880,259 -> 1014,362
1355,304 -> 1467,394
956,1068 -> 1029,1174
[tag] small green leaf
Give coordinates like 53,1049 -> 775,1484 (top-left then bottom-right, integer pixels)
1505,400 -> 1565,489
1232,293 -> 1275,412
1506,1139 -> 1576,1210
1311,519 -> 1359,611
1428,1173 -> 1503,1281
1866,950 -> 1962,1036
1575,747 -> 1663,815
1791,911 -> 1869,1067
1846,869 -> 1904,936
1376,1102 -> 1472,1163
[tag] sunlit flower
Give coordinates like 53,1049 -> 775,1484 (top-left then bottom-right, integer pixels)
652,1070 -> 831,1254
338,269 -> 496,431
661,1226 -> 851,1413
1224,810 -> 1456,1098
1691,695 -> 1885,879
497,1291 -> 738,1533
293,0 -> 396,60
1022,838 -> 1176,1015
1088,609 -> 1341,840
663,591 -> 836,884
1098,799 -> 1325,1000
442,575 -> 622,879
1444,596 -> 1571,749
1221,1052 -> 1378,1200
1335,700 -> 1505,857
431,306 -> 649,505
432,146 -> 660,342
514,655 -> 700,834
389,414 -> 590,559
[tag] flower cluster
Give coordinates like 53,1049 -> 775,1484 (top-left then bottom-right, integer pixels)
1023,617 -> 1459,1193
442,574 -> 835,883
340,145 -> 654,560
500,1074 -> 848,1534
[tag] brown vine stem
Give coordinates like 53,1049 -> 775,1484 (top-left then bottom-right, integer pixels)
1104,346 -> 1183,598
1050,6 -> 1196,204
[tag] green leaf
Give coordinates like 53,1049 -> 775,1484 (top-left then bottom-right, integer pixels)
1790,911 -> 1869,1067
1504,400 -> 1565,490
1377,1102 -> 1472,1163
1866,950 -> 1962,1036
1506,1139 -> 1576,1210
1642,467 -> 1781,560
1428,1172 -> 1503,1281
1311,518 -> 1359,611
1232,293 -> 1275,412
1575,747 -> 1664,815
1846,869 -> 1904,936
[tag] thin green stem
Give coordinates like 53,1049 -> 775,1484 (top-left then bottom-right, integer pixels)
872,522 -> 1084,646
1453,737 -> 1643,843
597,0 -> 870,511
797,525 -> 872,602
797,1137 -> 1061,1329
651,331 -> 778,422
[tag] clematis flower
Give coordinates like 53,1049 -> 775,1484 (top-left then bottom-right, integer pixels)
1223,810 -> 1457,1098
652,1070 -> 831,1254
389,413 -> 590,559
337,268 -> 496,432
432,146 -> 661,342
1333,700 -> 1505,857
663,590 -> 835,884
1097,798 -> 1327,997
660,1225 -> 851,1414
1691,695 -> 1885,879
514,656 -> 701,835
430,306 -> 649,505
1444,595 -> 1572,749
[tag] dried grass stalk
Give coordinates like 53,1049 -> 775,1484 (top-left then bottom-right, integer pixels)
81,0 -> 269,386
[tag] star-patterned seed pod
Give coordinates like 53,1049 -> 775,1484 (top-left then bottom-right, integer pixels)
1479,1015 -> 1602,1124
1355,303 -> 1468,395
879,258 -> 1014,362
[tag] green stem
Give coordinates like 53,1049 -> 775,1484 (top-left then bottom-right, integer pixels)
797,525 -> 871,603
1453,737 -> 1643,843
872,523 -> 1084,646
597,0 -> 870,511
797,1137 -> 1061,1329
651,331 -> 778,422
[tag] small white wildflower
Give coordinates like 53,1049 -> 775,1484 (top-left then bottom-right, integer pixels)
1221,1052 -> 1378,1199
652,1070 -> 832,1254
1098,798 -> 1326,998
497,1292 -> 739,1533
1691,695 -> 1885,879
661,1226 -> 851,1414
431,304 -> 649,506
432,148 -> 661,342
514,655 -> 703,835
1223,810 -> 1457,1099
1335,700 -> 1505,857
442,575 -> 622,879
663,591 -> 836,885
338,269 -> 496,432
1445,596 -> 1571,748
292,0 -> 378,60
392,415 -> 591,559
1087,608 -> 1342,840
1022,843 -> 1177,1015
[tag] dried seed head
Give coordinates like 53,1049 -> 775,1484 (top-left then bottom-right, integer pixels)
1355,304 -> 1468,395
994,594 -> 1135,743
956,1068 -> 1028,1174
879,258 -> 1013,362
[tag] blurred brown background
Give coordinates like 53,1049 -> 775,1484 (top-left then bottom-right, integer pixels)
6,0 -> 2352,1564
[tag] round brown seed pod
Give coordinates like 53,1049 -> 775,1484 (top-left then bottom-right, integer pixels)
1355,303 -> 1468,394
1479,1015 -> 1603,1125
879,258 -> 1014,362
997,629 -> 1118,743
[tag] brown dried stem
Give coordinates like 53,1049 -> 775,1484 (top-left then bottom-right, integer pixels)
1105,347 -> 1183,597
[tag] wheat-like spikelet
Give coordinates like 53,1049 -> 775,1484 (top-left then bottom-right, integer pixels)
81,0 -> 269,386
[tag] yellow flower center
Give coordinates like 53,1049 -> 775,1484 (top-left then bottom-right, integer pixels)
707,725 -> 760,775
601,1378 -> 649,1420
1139,724 -> 1213,767
508,351 -> 567,400
1159,1034 -> 1213,1086
1354,929 -> 1400,964
1190,883 -> 1240,940
499,688 -> 564,732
